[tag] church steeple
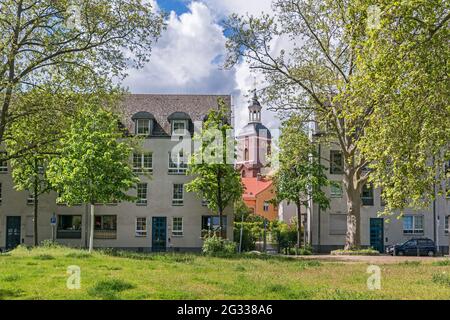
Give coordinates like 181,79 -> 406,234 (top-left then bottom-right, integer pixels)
248,90 -> 262,123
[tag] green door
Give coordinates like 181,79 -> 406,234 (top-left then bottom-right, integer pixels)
370,218 -> 384,253
6,216 -> 21,250
152,217 -> 167,252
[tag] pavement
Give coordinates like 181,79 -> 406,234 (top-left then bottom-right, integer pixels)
292,254 -> 449,264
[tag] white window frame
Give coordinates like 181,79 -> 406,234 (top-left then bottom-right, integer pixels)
330,182 -> 343,198
172,184 -> 184,206
136,183 -> 148,205
172,217 -> 183,237
403,215 -> 424,235
135,217 -> 147,237
171,120 -> 188,136
27,192 -> 35,206
168,151 -> 188,174
263,202 -> 270,212
133,152 -> 153,173
135,119 -> 152,136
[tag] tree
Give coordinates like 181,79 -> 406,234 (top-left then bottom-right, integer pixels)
344,0 -> 450,213
0,0 -> 164,159
225,0 -> 372,249
186,100 -> 243,238
46,102 -> 139,252
272,115 -> 331,253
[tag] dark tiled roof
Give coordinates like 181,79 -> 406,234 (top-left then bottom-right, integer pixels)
120,94 -> 231,137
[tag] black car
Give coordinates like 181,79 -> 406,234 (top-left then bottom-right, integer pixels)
386,238 -> 437,257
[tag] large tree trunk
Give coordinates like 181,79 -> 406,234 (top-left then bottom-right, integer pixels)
296,201 -> 302,254
89,203 -> 95,253
344,177 -> 362,250
33,192 -> 38,246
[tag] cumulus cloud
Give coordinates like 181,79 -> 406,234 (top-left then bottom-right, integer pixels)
123,0 -> 280,136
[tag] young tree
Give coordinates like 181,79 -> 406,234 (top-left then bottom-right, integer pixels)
186,101 -> 243,238
272,115 -> 331,252
0,0 -> 164,159
47,103 -> 139,252
225,0 -> 372,249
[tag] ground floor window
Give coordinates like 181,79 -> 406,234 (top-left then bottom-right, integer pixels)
135,217 -> 147,237
57,215 -> 82,239
201,215 -> 227,238
403,215 -> 424,235
95,215 -> 117,239
172,217 -> 183,237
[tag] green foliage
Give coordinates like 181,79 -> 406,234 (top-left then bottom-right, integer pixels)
272,222 -> 299,254
202,235 -> 237,256
345,0 -> 450,212
88,279 -> 135,300
47,102 -> 139,205
186,99 -> 243,232
0,0 -> 164,156
432,272 -> 450,287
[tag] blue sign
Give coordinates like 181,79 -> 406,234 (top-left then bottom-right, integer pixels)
50,214 -> 57,226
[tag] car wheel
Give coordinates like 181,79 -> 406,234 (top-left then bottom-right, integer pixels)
428,251 -> 435,257
397,251 -> 404,256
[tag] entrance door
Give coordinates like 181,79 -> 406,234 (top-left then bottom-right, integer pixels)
6,216 -> 21,250
369,218 -> 384,253
152,217 -> 167,252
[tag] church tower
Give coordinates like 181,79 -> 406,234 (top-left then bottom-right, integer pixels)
236,92 -> 272,178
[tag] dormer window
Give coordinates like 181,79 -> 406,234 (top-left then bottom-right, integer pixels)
136,119 -> 151,135
132,112 -> 155,136
172,120 -> 188,136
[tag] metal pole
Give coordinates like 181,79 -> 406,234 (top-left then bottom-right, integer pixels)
239,212 -> 244,253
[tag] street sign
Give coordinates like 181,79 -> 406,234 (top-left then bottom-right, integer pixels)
50,214 -> 57,226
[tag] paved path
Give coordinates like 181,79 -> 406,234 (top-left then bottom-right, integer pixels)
292,254 -> 449,264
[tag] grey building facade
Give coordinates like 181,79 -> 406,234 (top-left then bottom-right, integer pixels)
0,94 -> 234,252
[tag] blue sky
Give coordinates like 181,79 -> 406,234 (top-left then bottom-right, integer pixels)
123,0 -> 278,133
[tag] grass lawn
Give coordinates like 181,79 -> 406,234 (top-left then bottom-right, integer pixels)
1,246 -> 450,300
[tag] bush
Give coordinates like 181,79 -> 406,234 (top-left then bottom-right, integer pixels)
286,245 -> 313,256
39,239 -> 61,248
233,222 -> 260,252
331,248 -> 380,256
202,235 -> 237,256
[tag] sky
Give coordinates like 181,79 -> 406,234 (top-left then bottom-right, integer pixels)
122,0 -> 279,134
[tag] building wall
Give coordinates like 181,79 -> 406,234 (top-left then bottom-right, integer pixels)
310,143 -> 450,253
243,184 -> 278,221
0,118 -> 234,252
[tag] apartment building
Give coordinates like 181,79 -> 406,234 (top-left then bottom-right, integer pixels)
309,142 -> 450,253
0,94 -> 234,252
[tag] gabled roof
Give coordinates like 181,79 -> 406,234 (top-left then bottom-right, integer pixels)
242,177 -> 273,200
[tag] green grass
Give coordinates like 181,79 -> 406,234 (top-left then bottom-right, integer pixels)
1,246 -> 450,300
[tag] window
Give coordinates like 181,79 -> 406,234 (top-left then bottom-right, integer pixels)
94,215 -> 117,239
201,198 -> 209,207
57,215 -> 82,239
244,148 -> 249,161
135,217 -> 147,237
168,151 -> 188,174
136,183 -> 148,205
361,183 -> 374,206
172,120 -> 188,136
329,214 -> 347,235
172,217 -> 183,236
202,216 -> 227,238
330,182 -> 343,198
263,202 -> 270,212
172,184 -> 184,206
133,153 -> 153,173
135,119 -> 151,136
0,153 -> 7,172
403,215 -> 424,235
445,216 -> 449,234
330,150 -> 343,174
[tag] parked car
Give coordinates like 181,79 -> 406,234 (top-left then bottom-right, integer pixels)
386,238 -> 437,257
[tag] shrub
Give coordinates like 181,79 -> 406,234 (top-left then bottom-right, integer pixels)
331,248 -> 380,256
202,235 -> 237,256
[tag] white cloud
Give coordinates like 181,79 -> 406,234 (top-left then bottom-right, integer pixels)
123,0 -> 280,136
